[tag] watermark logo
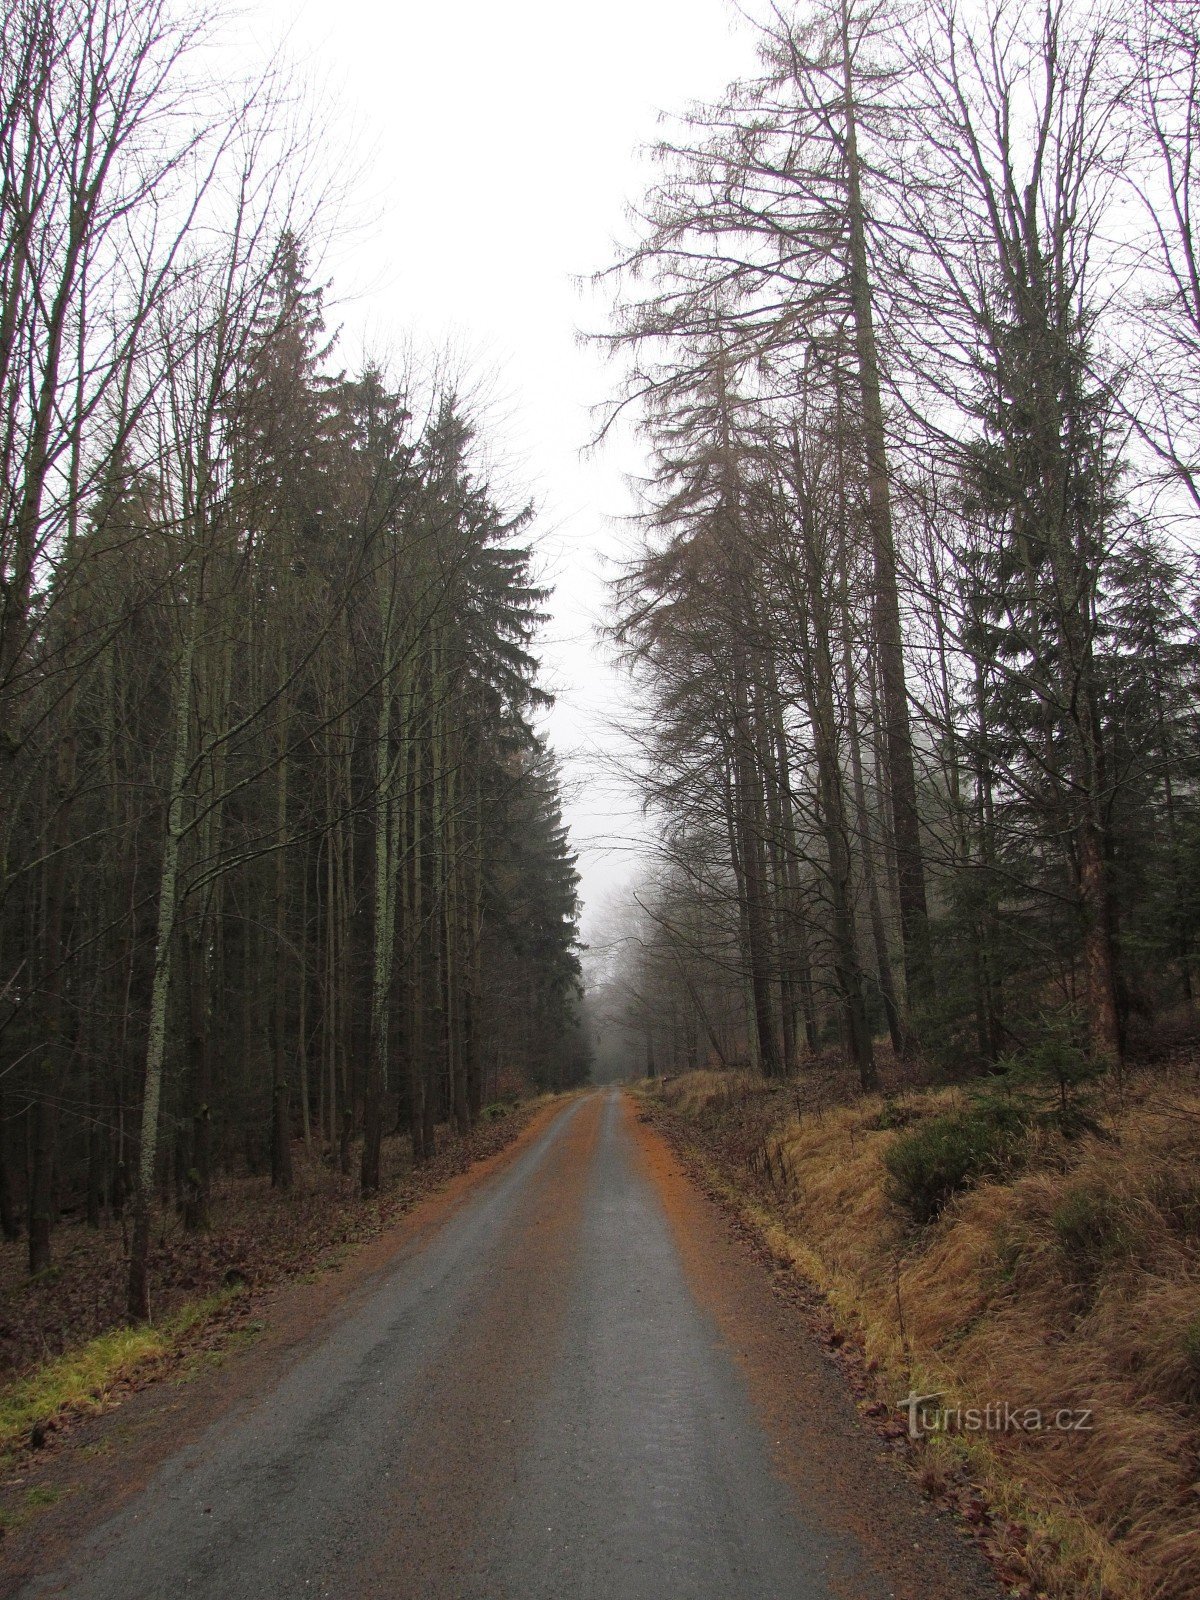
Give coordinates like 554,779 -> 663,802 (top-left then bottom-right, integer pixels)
900,1390 -> 1095,1439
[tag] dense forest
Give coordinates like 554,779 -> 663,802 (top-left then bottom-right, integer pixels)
596,0 -> 1200,1096
4,4 -> 1198,1595
0,0 -> 585,1319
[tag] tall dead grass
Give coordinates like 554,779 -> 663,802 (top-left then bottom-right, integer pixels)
656,1069 -> 1200,1600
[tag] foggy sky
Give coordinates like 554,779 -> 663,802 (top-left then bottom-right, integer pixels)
245,0 -> 764,951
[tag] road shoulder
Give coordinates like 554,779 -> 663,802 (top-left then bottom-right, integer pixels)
624,1089 -> 1004,1600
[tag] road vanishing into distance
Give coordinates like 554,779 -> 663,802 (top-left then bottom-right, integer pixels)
13,1091 -> 1001,1600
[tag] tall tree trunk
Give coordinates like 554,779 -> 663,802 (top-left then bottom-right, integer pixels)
271,704 -> 293,1192
838,0 -> 930,1017
767,689 -> 818,1053
182,923 -> 212,1231
756,665 -> 799,1073
793,440 -> 876,1090
361,644 -> 396,1198
731,664 -> 782,1078
27,1095 -> 54,1274
128,594 -> 197,1322
840,589 -> 903,1057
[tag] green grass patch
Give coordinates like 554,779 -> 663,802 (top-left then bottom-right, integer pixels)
0,1483 -> 64,1537
173,1316 -> 264,1385
1051,1182 -> 1133,1282
0,1288 -> 241,1460
884,1098 -> 1027,1224
22,1485 -> 60,1509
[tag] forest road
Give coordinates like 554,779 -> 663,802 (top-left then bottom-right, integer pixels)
16,1088 -> 1002,1600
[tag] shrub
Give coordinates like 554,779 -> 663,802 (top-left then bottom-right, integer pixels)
1051,1183 -> 1132,1282
874,1098 -> 920,1131
1147,1170 -> 1200,1238
884,1099 -> 1026,1224
998,1024 -> 1105,1137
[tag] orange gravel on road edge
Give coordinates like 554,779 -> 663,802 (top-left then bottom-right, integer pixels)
622,1089 -> 1004,1600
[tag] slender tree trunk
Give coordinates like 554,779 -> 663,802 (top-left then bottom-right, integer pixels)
182,924 -> 211,1231
755,666 -> 798,1073
128,595 -> 197,1323
731,663 -> 782,1077
838,0 -> 930,1017
1080,816 -> 1121,1066
841,598 -> 903,1056
271,706 -> 293,1192
0,1074 -> 18,1241
298,858 -> 311,1148
27,1095 -> 54,1274
361,636 -> 396,1198
767,691 -> 818,1053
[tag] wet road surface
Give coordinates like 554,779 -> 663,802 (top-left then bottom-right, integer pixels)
18,1090 -> 1001,1600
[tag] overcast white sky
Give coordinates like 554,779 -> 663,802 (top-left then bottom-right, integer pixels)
242,0 -> 765,951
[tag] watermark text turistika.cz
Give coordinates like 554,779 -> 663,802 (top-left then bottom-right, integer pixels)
900,1391 -> 1095,1439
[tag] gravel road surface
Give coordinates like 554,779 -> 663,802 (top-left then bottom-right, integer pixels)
17,1089 -> 1001,1600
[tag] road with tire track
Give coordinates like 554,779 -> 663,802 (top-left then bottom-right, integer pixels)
15,1089 -> 1001,1600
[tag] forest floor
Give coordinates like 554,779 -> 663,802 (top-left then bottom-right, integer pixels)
0,1096 -> 557,1492
637,1040 -> 1200,1600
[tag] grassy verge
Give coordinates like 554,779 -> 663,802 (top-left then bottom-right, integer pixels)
642,1068 -> 1200,1600
0,1287 -> 242,1468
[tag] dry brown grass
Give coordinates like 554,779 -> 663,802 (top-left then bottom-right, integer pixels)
653,1066 -> 1200,1600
